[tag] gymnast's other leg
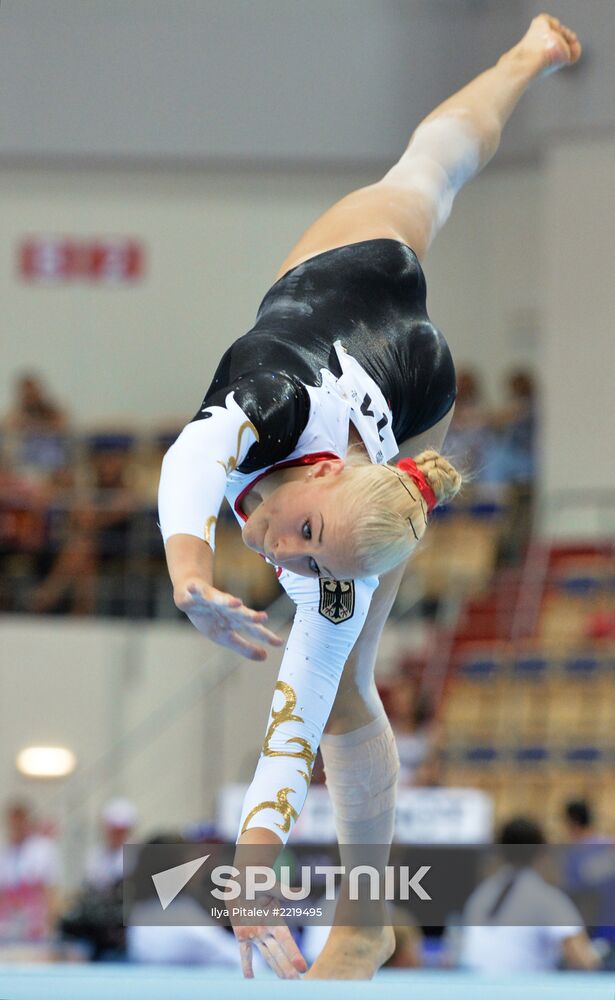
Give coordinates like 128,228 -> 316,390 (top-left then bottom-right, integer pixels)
306,410 -> 454,980
275,13 -> 580,278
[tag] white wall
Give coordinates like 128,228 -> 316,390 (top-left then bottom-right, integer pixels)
0,1 -> 534,163
1,2 -> 614,166
0,162 -> 541,425
0,614 -> 285,887
541,137 -> 615,532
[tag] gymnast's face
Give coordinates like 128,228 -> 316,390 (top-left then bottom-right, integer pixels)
241,459 -> 355,579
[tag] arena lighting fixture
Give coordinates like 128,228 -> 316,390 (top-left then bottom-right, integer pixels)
16,746 -> 77,778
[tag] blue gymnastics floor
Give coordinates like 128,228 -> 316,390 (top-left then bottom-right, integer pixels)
1,966 -> 615,1000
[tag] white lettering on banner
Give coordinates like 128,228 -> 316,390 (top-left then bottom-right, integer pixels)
18,238 -> 144,284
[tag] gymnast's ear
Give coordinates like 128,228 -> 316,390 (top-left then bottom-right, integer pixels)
308,458 -> 345,479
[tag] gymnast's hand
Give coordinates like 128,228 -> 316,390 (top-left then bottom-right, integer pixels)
173,579 -> 283,660
232,897 -> 308,980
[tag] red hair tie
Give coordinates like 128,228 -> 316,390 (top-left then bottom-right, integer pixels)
396,458 -> 438,514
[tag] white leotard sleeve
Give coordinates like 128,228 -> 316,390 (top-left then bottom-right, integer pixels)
157,392 -> 258,550
237,569 -> 379,843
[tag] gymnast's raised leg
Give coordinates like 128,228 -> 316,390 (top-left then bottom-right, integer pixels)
277,14 -> 580,281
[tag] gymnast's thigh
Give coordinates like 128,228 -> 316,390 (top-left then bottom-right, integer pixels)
274,182 -> 433,281
396,402 -> 455,460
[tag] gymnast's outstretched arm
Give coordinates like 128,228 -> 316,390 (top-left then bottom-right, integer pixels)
158,394 -> 283,659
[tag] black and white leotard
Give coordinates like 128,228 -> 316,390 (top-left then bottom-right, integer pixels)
197,239 -> 455,471
158,238 -> 456,843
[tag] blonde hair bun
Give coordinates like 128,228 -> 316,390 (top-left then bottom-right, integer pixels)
414,449 -> 462,506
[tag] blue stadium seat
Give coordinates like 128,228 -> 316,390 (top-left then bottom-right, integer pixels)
463,745 -> 500,764
564,746 -> 604,765
514,745 -> 550,765
556,575 -> 602,596
562,654 -> 600,677
513,655 -> 549,679
467,501 -> 504,519
459,655 -> 501,680
86,431 -> 136,452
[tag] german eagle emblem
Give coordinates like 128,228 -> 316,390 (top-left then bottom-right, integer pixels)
318,579 -> 355,624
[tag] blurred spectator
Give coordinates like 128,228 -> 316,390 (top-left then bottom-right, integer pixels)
443,368 -> 491,482
485,369 -> 538,563
564,800 -> 612,847
0,799 -> 61,942
388,677 -> 444,786
27,438 -> 138,615
127,902 -> 242,968
412,747 -> 445,788
85,799 -> 138,890
486,369 -> 537,485
457,817 -> 600,973
0,457 -> 49,559
59,798 -> 137,961
2,373 -> 71,479
125,833 -> 245,968
2,373 -> 68,435
562,799 -> 615,952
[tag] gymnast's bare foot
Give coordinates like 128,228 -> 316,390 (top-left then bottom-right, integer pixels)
513,13 -> 581,78
305,924 -> 395,980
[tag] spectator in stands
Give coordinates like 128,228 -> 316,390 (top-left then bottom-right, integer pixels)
389,676 -> 444,786
2,373 -> 68,435
564,800 -> 613,849
485,368 -> 537,563
59,798 -> 137,962
562,799 -> 615,953
85,799 -> 138,890
0,799 -> 61,942
28,437 -> 137,615
126,832 -> 245,968
486,369 -> 536,485
458,817 -> 600,973
443,368 -> 492,483
1,373 -> 70,478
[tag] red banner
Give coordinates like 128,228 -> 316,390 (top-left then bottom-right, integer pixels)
18,238 -> 144,284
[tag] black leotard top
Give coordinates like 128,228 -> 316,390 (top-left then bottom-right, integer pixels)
195,239 -> 456,473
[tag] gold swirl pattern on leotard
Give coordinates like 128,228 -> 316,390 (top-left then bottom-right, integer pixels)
203,515 -> 217,546
240,786 -> 298,835
240,684 -> 317,834
263,681 -> 317,787
216,420 -> 259,475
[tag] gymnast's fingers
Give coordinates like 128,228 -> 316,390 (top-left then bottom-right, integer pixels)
233,619 -> 284,646
265,931 -> 303,978
223,600 -> 271,624
271,924 -> 308,974
239,940 -> 254,979
255,937 -> 291,979
214,629 -> 269,661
